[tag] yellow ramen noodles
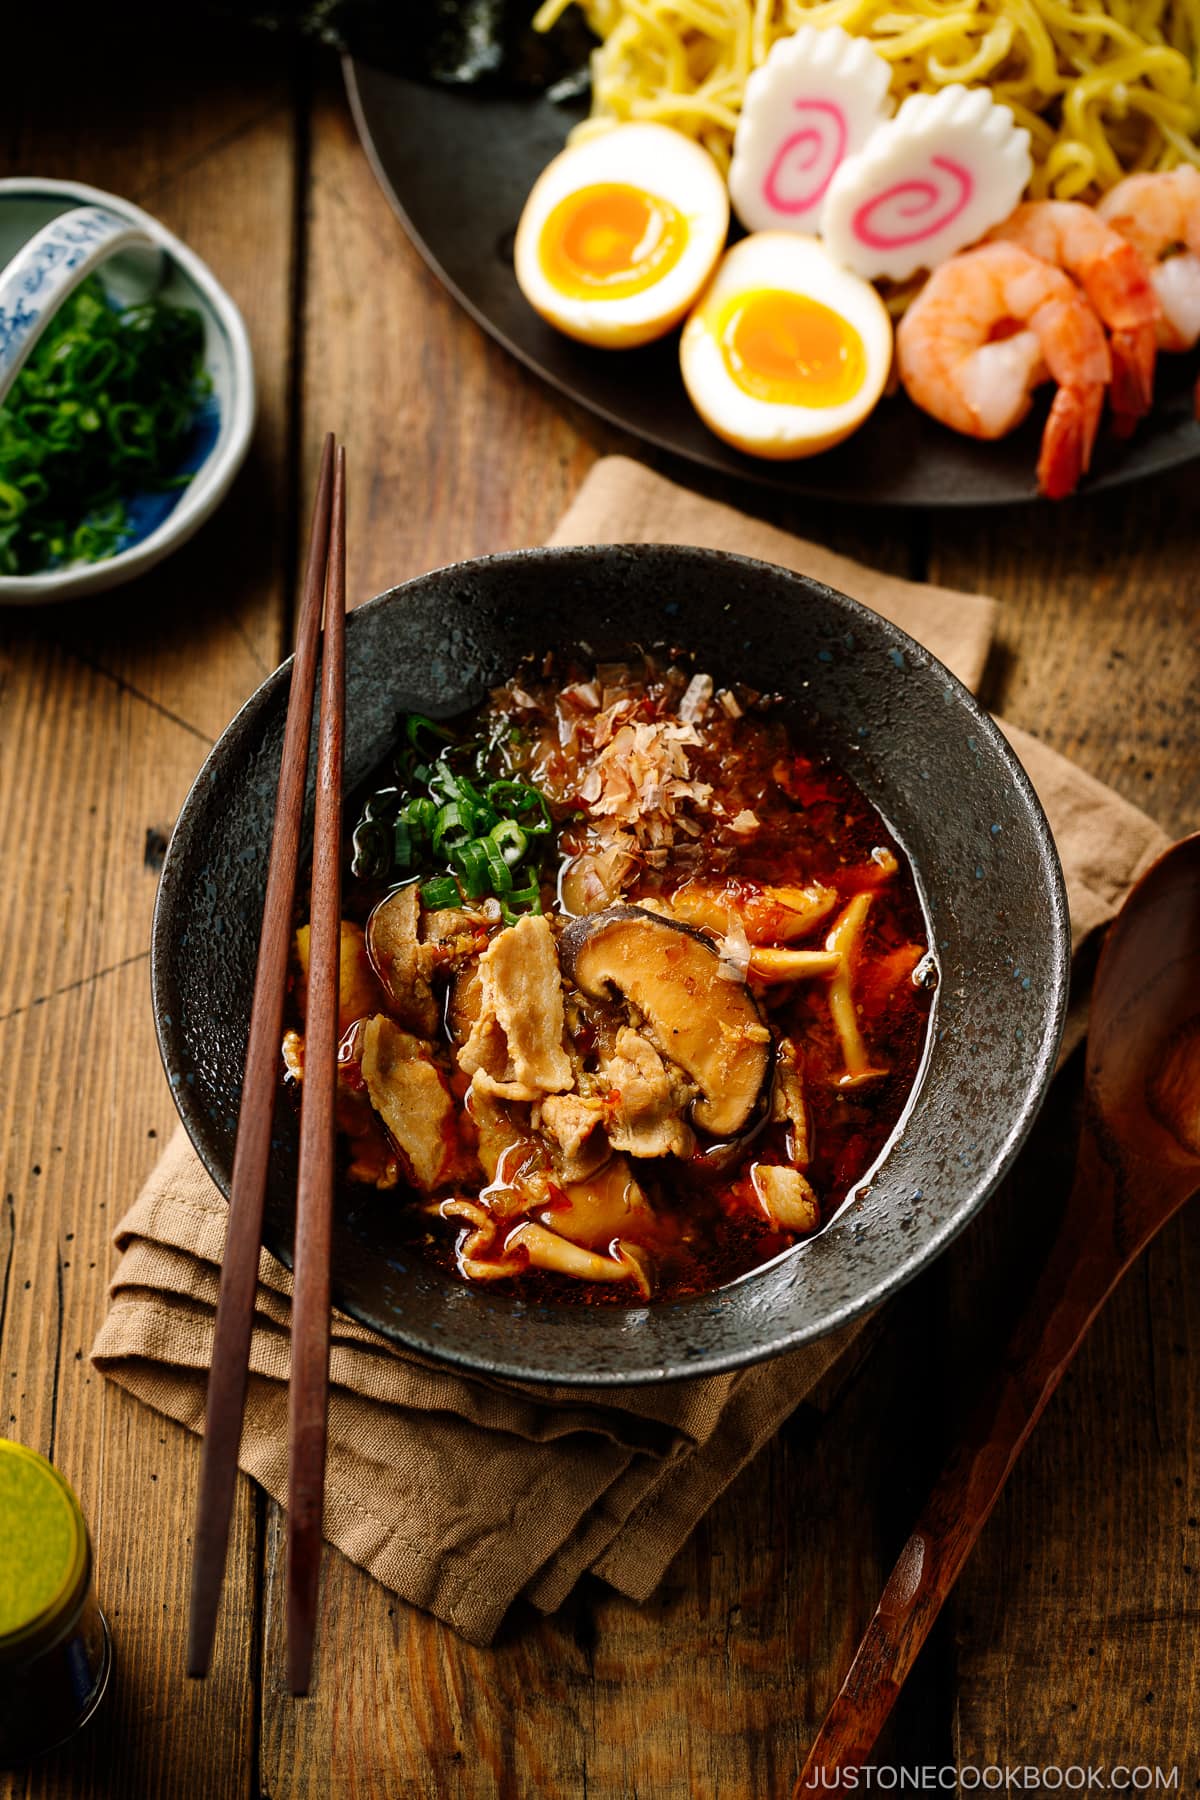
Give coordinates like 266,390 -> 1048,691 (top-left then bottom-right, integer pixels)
532,0 -> 1200,201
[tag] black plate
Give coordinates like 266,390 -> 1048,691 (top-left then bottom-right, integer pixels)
346,57 -> 1200,509
153,544 -> 1069,1386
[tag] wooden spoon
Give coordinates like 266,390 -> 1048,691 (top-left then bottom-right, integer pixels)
795,832 -> 1200,1787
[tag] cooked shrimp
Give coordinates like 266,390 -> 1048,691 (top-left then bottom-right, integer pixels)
1098,168 -> 1200,418
896,242 -> 1112,500
987,200 -> 1160,428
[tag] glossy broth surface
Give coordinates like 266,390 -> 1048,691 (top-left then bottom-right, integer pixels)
286,656 -> 934,1304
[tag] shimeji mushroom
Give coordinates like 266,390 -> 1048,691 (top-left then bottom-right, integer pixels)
824,893 -> 889,1087
662,878 -> 839,943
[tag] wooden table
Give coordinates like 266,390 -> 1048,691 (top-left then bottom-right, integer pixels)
2,21 -> 1197,1797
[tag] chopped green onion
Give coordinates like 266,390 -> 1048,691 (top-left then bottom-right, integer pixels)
352,714 -> 557,913
485,779 -> 530,811
432,801 -> 475,856
487,779 -> 552,835
524,797 -> 553,837
480,838 -> 514,894
501,881 -> 543,926
421,875 -> 461,909
0,275 -> 210,576
489,819 -> 528,867
404,796 -> 437,839
449,838 -> 491,898
405,714 -> 455,753
432,766 -> 484,808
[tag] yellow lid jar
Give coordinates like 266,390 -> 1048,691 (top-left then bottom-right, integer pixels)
0,1440 -> 113,1764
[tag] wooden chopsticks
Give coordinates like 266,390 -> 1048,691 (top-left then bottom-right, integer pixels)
285,444 -> 346,1694
187,434 -> 345,1690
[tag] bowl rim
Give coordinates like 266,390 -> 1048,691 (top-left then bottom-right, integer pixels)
152,542 -> 1071,1384
0,176 -> 256,604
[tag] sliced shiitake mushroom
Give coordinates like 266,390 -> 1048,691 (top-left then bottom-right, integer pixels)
366,883 -> 439,1037
559,905 -> 771,1138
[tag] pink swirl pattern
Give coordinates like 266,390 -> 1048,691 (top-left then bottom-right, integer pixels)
762,101 -> 848,217
851,155 -> 973,249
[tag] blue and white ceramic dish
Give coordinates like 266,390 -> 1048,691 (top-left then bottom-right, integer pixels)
0,178 -> 255,605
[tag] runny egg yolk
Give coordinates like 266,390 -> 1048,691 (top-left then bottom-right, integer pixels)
539,183 -> 686,300
719,289 -> 866,408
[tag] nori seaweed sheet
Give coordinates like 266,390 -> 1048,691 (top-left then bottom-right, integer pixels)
234,0 -> 595,91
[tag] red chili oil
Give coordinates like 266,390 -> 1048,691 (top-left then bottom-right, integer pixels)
297,658 -> 935,1305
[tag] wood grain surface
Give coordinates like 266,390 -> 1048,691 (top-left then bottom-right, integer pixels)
1,25 -> 1197,1799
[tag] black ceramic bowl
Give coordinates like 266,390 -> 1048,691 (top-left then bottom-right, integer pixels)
152,544 -> 1069,1385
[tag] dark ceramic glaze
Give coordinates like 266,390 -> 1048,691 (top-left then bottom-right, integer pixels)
345,59 -> 1200,510
152,545 -> 1069,1384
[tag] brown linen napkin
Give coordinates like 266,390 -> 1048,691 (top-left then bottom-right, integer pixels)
92,457 -> 1170,1645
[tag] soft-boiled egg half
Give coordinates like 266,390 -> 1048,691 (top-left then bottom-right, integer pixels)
680,234 -> 893,458
514,124 -> 730,349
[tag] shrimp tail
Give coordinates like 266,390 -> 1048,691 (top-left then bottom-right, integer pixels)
1109,323 -> 1157,427
1037,384 -> 1103,499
